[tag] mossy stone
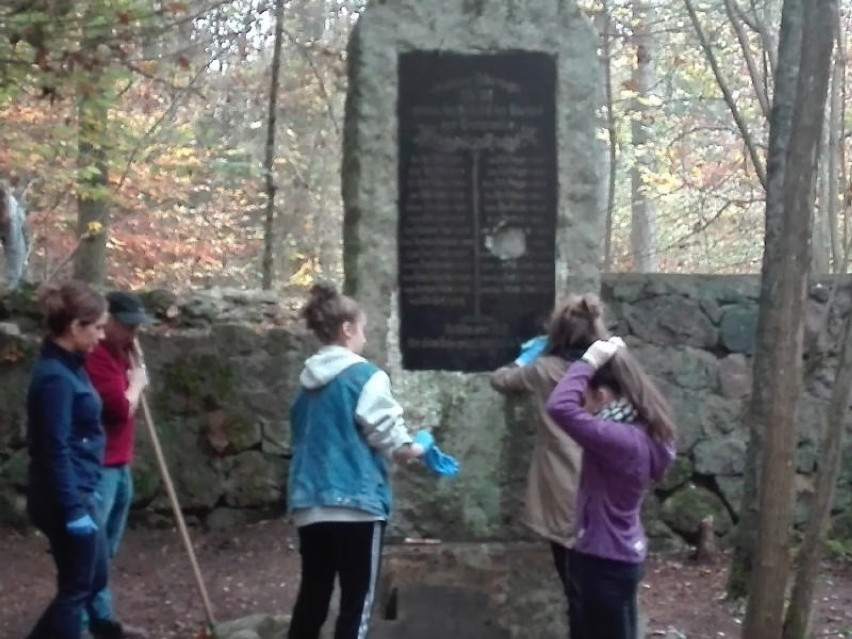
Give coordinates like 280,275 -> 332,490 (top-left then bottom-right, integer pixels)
160,354 -> 234,412
661,485 -> 733,538
657,455 -> 693,492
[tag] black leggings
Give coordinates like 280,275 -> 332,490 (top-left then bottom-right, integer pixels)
288,521 -> 384,639
567,550 -> 644,639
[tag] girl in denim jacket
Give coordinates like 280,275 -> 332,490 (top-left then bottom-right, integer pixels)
287,282 -> 454,639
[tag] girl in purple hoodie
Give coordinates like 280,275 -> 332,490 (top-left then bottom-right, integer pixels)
546,337 -> 677,639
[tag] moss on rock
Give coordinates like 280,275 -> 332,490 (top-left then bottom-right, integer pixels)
160,354 -> 234,412
661,485 -> 733,539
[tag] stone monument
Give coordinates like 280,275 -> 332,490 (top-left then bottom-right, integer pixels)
344,0 -> 603,372
340,2 -> 603,636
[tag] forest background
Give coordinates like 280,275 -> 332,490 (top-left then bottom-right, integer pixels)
3,0 -> 845,290
2,2 -> 852,637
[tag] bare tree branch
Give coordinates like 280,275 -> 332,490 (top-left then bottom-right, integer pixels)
684,0 -> 767,190
115,60 -> 215,192
280,26 -> 341,136
743,0 -> 777,101
724,0 -> 771,119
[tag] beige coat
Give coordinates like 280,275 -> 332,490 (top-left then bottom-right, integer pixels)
491,356 -> 582,548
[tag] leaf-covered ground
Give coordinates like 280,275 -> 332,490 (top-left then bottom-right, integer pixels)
2,520 -> 851,639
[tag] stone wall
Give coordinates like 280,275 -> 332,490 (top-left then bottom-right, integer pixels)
0,286 -> 314,530
2,275 -> 852,550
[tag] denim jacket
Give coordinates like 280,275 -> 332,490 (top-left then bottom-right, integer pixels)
287,346 -> 414,521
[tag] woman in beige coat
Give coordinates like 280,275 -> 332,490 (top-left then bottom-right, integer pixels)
490,294 -> 608,624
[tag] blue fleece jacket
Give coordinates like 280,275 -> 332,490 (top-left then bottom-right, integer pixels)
27,339 -> 105,522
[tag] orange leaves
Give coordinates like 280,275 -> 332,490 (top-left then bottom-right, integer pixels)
165,3 -> 189,14
0,345 -> 27,364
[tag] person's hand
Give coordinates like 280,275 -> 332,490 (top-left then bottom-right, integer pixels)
582,336 -> 626,369
128,365 -> 149,391
67,514 -> 98,537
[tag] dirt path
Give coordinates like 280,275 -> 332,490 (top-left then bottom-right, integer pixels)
2,520 -> 851,638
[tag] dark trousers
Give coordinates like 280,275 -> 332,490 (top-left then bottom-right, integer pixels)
289,521 -> 384,639
550,542 -> 577,634
26,494 -> 108,639
567,550 -> 644,639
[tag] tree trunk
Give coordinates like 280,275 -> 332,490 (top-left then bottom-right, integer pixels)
827,46 -> 843,271
594,2 -> 617,272
727,0 -> 804,600
261,0 -> 285,290
813,124 -> 832,274
783,306 -> 852,638
629,1 -> 658,272
73,89 -> 110,285
741,0 -> 835,636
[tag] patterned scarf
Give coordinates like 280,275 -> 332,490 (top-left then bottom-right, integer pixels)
596,396 -> 639,423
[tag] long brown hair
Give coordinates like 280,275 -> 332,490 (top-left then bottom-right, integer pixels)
589,348 -> 677,444
545,293 -> 609,356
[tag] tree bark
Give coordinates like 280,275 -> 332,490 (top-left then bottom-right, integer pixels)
73,87 -> 110,285
741,0 -> 835,636
261,0 -> 285,290
813,122 -> 832,274
783,303 -> 852,638
629,1 -> 658,272
594,1 -> 617,272
827,45 -> 843,271
727,0 -> 803,601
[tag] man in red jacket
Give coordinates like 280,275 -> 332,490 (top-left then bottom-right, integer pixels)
84,291 -> 150,639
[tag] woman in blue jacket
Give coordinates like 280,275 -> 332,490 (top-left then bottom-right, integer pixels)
25,280 -> 111,639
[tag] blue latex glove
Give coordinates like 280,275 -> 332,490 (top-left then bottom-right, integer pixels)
413,430 -> 460,478
424,446 -> 460,477
413,430 -> 435,451
67,514 -> 98,537
514,335 -> 547,366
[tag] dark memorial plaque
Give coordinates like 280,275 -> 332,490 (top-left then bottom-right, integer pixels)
398,51 -> 557,371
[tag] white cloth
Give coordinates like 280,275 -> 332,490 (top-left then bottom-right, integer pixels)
1,191 -> 27,287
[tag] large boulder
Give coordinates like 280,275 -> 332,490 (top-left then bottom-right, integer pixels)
622,295 -> 718,349
661,485 -> 734,540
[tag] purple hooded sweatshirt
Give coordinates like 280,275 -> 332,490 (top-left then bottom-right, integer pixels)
546,360 -> 675,564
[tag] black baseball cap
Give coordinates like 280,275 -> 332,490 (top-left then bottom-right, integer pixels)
107,291 -> 151,327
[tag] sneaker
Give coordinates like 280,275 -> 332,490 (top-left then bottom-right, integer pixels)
89,619 -> 124,639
